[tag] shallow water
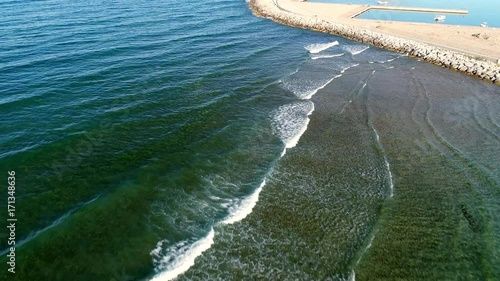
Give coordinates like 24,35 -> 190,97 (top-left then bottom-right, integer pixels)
0,0 -> 499,280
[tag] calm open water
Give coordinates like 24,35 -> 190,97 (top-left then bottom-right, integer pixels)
0,0 -> 499,280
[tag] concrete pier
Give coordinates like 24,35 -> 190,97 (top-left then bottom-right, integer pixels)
368,6 -> 468,15
249,0 -> 500,85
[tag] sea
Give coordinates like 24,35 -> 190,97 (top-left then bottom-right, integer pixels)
0,0 -> 499,280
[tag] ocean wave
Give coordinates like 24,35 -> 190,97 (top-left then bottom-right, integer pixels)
281,72 -> 343,100
305,74 -> 342,99
271,101 -> 314,150
150,175 -> 270,280
340,63 -> 359,74
344,45 -> 369,55
222,178 -> 266,224
150,228 -> 215,281
311,53 -> 345,60
304,41 -> 339,54
383,56 -> 398,63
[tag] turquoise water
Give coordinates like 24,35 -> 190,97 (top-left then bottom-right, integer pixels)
1,0 -> 500,280
314,0 -> 499,27
358,10 -> 498,27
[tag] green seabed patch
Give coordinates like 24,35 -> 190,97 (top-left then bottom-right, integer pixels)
352,66 -> 500,279
355,150 -> 499,280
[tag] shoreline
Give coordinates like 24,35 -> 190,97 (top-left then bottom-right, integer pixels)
249,0 -> 500,85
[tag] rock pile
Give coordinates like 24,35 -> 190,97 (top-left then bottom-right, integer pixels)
249,0 -> 500,85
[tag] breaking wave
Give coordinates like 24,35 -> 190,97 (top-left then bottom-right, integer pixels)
272,101 -> 314,149
305,41 -> 339,54
311,53 -> 345,60
150,229 -> 215,281
344,45 -> 369,55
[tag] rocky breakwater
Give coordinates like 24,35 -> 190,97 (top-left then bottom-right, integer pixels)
249,0 -> 500,85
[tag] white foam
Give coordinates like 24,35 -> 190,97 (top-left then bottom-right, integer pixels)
311,53 -> 345,60
272,101 -> 314,149
150,176 -> 271,280
385,159 -> 394,198
386,56 -> 398,62
281,58 -> 357,99
304,41 -> 339,54
372,127 -> 394,198
340,64 -> 359,74
366,235 -> 375,249
222,179 -> 266,224
150,228 -> 215,281
289,68 -> 299,75
373,128 -> 380,142
344,45 -> 369,55
356,234 -> 375,266
373,56 -> 400,64
281,73 -> 342,100
280,146 -> 287,157
302,74 -> 342,99
286,114 -> 310,148
352,232 -> 376,281
209,195 -> 221,201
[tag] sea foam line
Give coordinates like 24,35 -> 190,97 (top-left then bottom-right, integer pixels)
340,63 -> 359,74
355,234 -> 375,266
344,45 -> 369,55
271,100 -> 315,159
0,195 -> 100,256
150,228 -> 215,281
304,41 -> 339,54
302,75 -> 341,99
385,158 -> 394,198
286,102 -> 314,149
351,231 -> 377,281
372,127 -> 394,198
221,178 -> 266,224
150,177 -> 271,281
360,81 -> 368,91
311,53 -> 345,60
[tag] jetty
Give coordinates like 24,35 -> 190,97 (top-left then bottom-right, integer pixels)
249,0 -> 500,84
368,6 -> 467,15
